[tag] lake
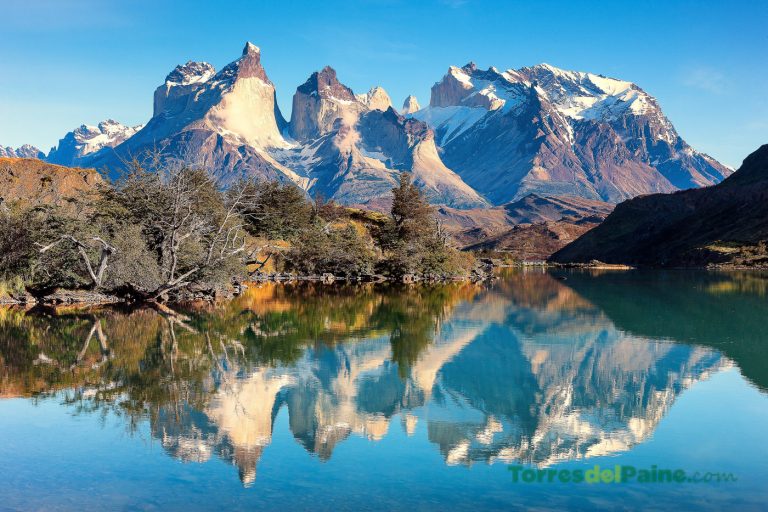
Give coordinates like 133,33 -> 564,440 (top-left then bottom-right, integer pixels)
1,269 -> 767,511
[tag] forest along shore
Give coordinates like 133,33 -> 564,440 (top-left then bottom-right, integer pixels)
0,156 -> 492,306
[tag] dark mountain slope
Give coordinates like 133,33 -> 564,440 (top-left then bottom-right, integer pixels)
551,144 -> 768,266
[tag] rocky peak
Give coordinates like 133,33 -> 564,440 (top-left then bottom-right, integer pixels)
216,41 -> 272,84
296,66 -> 356,101
47,120 -> 143,166
165,61 -> 216,86
356,86 -> 392,111
290,67 -> 363,142
401,95 -> 421,114
429,63 -> 526,110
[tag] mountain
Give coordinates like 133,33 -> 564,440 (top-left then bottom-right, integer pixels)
46,119 -> 143,166
16,43 -> 729,212
0,145 -> 44,159
86,43 -> 303,186
464,218 -> 605,261
551,144 -> 768,266
81,43 -> 486,209
356,86 -> 393,111
411,63 -> 731,205
279,65 -> 487,208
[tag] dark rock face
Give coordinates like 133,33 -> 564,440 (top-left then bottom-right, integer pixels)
221,42 -> 273,83
551,144 -> 768,266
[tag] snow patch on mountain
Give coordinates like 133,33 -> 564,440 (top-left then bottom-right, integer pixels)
411,106 -> 488,145
46,120 -> 143,166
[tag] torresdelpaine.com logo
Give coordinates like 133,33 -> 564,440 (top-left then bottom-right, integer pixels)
508,465 -> 737,484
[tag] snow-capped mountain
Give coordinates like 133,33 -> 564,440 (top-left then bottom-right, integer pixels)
46,119 -> 143,166
280,66 -> 488,208
15,43 -> 730,211
0,144 -> 44,159
86,45 -> 487,209
411,62 -> 731,204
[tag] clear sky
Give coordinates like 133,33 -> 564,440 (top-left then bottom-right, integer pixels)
1,0 -> 766,167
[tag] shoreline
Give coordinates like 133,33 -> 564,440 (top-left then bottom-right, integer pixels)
3,263 -> 768,307
0,267 -> 497,307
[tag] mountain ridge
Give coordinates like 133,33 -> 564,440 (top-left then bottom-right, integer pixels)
4,42 -> 731,213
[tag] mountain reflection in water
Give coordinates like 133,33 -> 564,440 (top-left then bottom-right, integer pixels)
2,269 -> 766,487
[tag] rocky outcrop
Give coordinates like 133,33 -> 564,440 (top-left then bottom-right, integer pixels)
356,86 -> 393,111
0,157 -> 102,210
289,66 -> 364,142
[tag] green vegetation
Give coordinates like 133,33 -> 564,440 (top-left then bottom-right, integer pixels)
0,158 -> 475,303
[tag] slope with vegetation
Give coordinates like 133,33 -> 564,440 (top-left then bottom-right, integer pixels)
0,155 -> 476,304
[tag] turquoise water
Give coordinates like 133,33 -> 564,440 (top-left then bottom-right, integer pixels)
1,270 -> 767,511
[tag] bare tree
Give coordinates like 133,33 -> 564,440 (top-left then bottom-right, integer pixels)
37,235 -> 117,289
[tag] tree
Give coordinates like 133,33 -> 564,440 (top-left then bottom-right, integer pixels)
101,157 -> 249,298
376,172 -> 474,278
236,180 -> 313,241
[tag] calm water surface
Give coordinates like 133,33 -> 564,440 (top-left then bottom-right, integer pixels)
1,270 -> 768,511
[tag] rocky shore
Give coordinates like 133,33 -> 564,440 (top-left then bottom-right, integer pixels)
0,262 -> 497,307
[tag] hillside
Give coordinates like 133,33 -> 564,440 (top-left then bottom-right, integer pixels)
438,194 -> 613,252
0,157 -> 102,210
465,218 -> 603,261
551,144 -> 768,267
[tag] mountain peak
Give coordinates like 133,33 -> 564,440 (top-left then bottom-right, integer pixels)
47,119 -> 143,166
296,66 -> 355,101
357,86 -> 392,111
0,144 -> 45,159
402,95 -> 421,114
242,41 -> 260,56
165,61 -> 216,86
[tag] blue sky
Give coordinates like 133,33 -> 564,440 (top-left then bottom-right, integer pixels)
1,0 -> 766,167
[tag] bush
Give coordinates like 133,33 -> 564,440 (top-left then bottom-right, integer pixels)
287,221 -> 376,277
